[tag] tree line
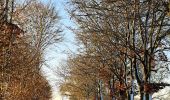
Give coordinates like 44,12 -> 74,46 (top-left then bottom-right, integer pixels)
0,0 -> 61,99
59,0 -> 170,100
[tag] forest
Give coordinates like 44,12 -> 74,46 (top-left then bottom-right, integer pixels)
1,0 -> 170,100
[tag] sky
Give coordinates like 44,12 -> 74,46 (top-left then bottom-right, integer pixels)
41,0 -> 77,100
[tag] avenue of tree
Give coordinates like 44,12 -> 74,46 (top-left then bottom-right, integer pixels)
1,0 -> 170,100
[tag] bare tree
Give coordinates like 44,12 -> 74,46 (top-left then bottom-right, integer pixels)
59,0 -> 170,100
1,0 -> 62,99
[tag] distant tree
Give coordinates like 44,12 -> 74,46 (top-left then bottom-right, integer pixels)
59,55 -> 97,100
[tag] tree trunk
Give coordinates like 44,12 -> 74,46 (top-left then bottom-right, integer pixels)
145,93 -> 152,100
99,80 -> 103,100
140,86 -> 145,100
109,79 -> 115,100
129,93 -> 134,100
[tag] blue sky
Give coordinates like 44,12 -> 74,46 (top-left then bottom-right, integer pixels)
41,0 -> 77,100
42,0 -> 77,67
